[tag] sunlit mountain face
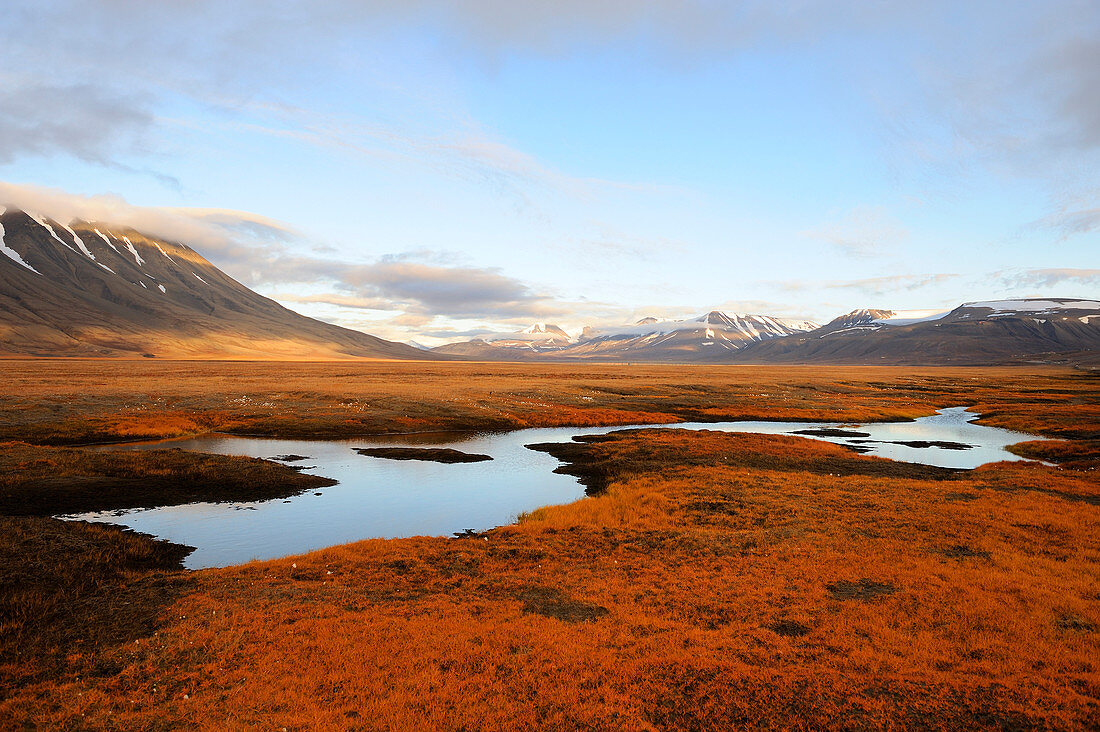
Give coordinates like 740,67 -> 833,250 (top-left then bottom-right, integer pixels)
0,207 -> 442,360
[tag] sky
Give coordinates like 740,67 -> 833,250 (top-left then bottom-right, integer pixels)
1,1 -> 1098,345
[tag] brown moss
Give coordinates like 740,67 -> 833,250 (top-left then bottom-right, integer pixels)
1007,439 -> 1100,470
354,447 -> 492,463
0,516 -> 191,689
0,441 -> 336,515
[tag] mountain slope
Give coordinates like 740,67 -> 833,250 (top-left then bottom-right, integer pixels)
431,311 -> 821,362
562,311 -> 819,361
729,299 -> 1100,365
0,207 -> 442,360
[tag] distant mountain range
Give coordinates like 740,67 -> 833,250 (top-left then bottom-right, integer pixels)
729,300 -> 1100,365
1,205 -> 1096,364
434,300 -> 1100,365
433,312 -> 822,361
0,207 -> 442,360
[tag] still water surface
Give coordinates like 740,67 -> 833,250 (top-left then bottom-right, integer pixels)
68,407 -> 1038,568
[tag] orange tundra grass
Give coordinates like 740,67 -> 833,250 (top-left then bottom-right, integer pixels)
3,424 -> 1098,729
0,360 -> 1097,444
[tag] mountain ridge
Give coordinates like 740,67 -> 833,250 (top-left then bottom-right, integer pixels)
431,299 -> 1100,365
726,299 -> 1100,365
0,207 -> 444,361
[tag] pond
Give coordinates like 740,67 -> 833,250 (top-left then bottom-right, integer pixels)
66,407 -> 1039,569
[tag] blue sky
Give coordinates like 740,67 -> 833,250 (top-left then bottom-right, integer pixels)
1,1 -> 1097,344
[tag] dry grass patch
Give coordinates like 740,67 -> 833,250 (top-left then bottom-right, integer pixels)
0,361 -> 1096,445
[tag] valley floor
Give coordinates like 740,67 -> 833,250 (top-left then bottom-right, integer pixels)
0,362 -> 1097,728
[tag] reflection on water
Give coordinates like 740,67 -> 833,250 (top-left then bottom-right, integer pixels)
67,407 -> 1039,569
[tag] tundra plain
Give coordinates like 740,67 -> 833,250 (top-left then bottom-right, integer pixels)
0,360 -> 1097,729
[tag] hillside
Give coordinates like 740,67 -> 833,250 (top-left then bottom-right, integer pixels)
0,207 -> 440,360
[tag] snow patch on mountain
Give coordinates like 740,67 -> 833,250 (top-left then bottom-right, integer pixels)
60,224 -> 91,259
31,215 -> 77,253
872,309 -> 952,326
0,208 -> 41,275
93,229 -> 121,253
122,236 -> 146,266
154,242 -> 175,262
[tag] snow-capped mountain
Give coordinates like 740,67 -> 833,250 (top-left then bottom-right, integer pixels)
563,311 -> 820,360
0,207 -> 443,360
732,298 -> 1100,364
433,311 -> 821,361
816,308 -> 954,336
432,322 -> 574,358
486,323 -> 572,349
432,299 -> 1100,365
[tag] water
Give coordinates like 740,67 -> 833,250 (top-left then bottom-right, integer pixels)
66,407 -> 1039,569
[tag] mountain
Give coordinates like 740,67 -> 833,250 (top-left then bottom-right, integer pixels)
489,323 -> 572,349
433,311 -> 820,362
0,207 -> 443,360
431,322 -> 573,360
564,311 -> 819,361
430,301 -> 1100,365
729,299 -> 1100,365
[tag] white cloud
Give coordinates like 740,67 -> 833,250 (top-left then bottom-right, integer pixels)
994,268 -> 1100,290
801,206 -> 910,257
0,181 -> 293,252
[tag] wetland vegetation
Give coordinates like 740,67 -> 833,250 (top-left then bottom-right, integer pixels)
0,360 -> 1096,728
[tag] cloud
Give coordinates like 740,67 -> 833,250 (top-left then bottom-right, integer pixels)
390,312 -> 435,327
419,327 -> 503,339
0,81 -> 155,165
710,300 -> 822,322
6,0 -> 1098,223
1040,31 -> 1100,152
337,261 -> 550,315
1028,204 -> 1100,242
0,182 -> 293,254
0,180 -> 573,321
994,268 -> 1100,290
267,293 -> 398,311
801,206 -> 910,257
262,261 -> 569,319
561,222 -> 689,261
2,2 -> 909,71
234,110 -> 664,211
779,273 -> 960,296
880,4 -> 1100,196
